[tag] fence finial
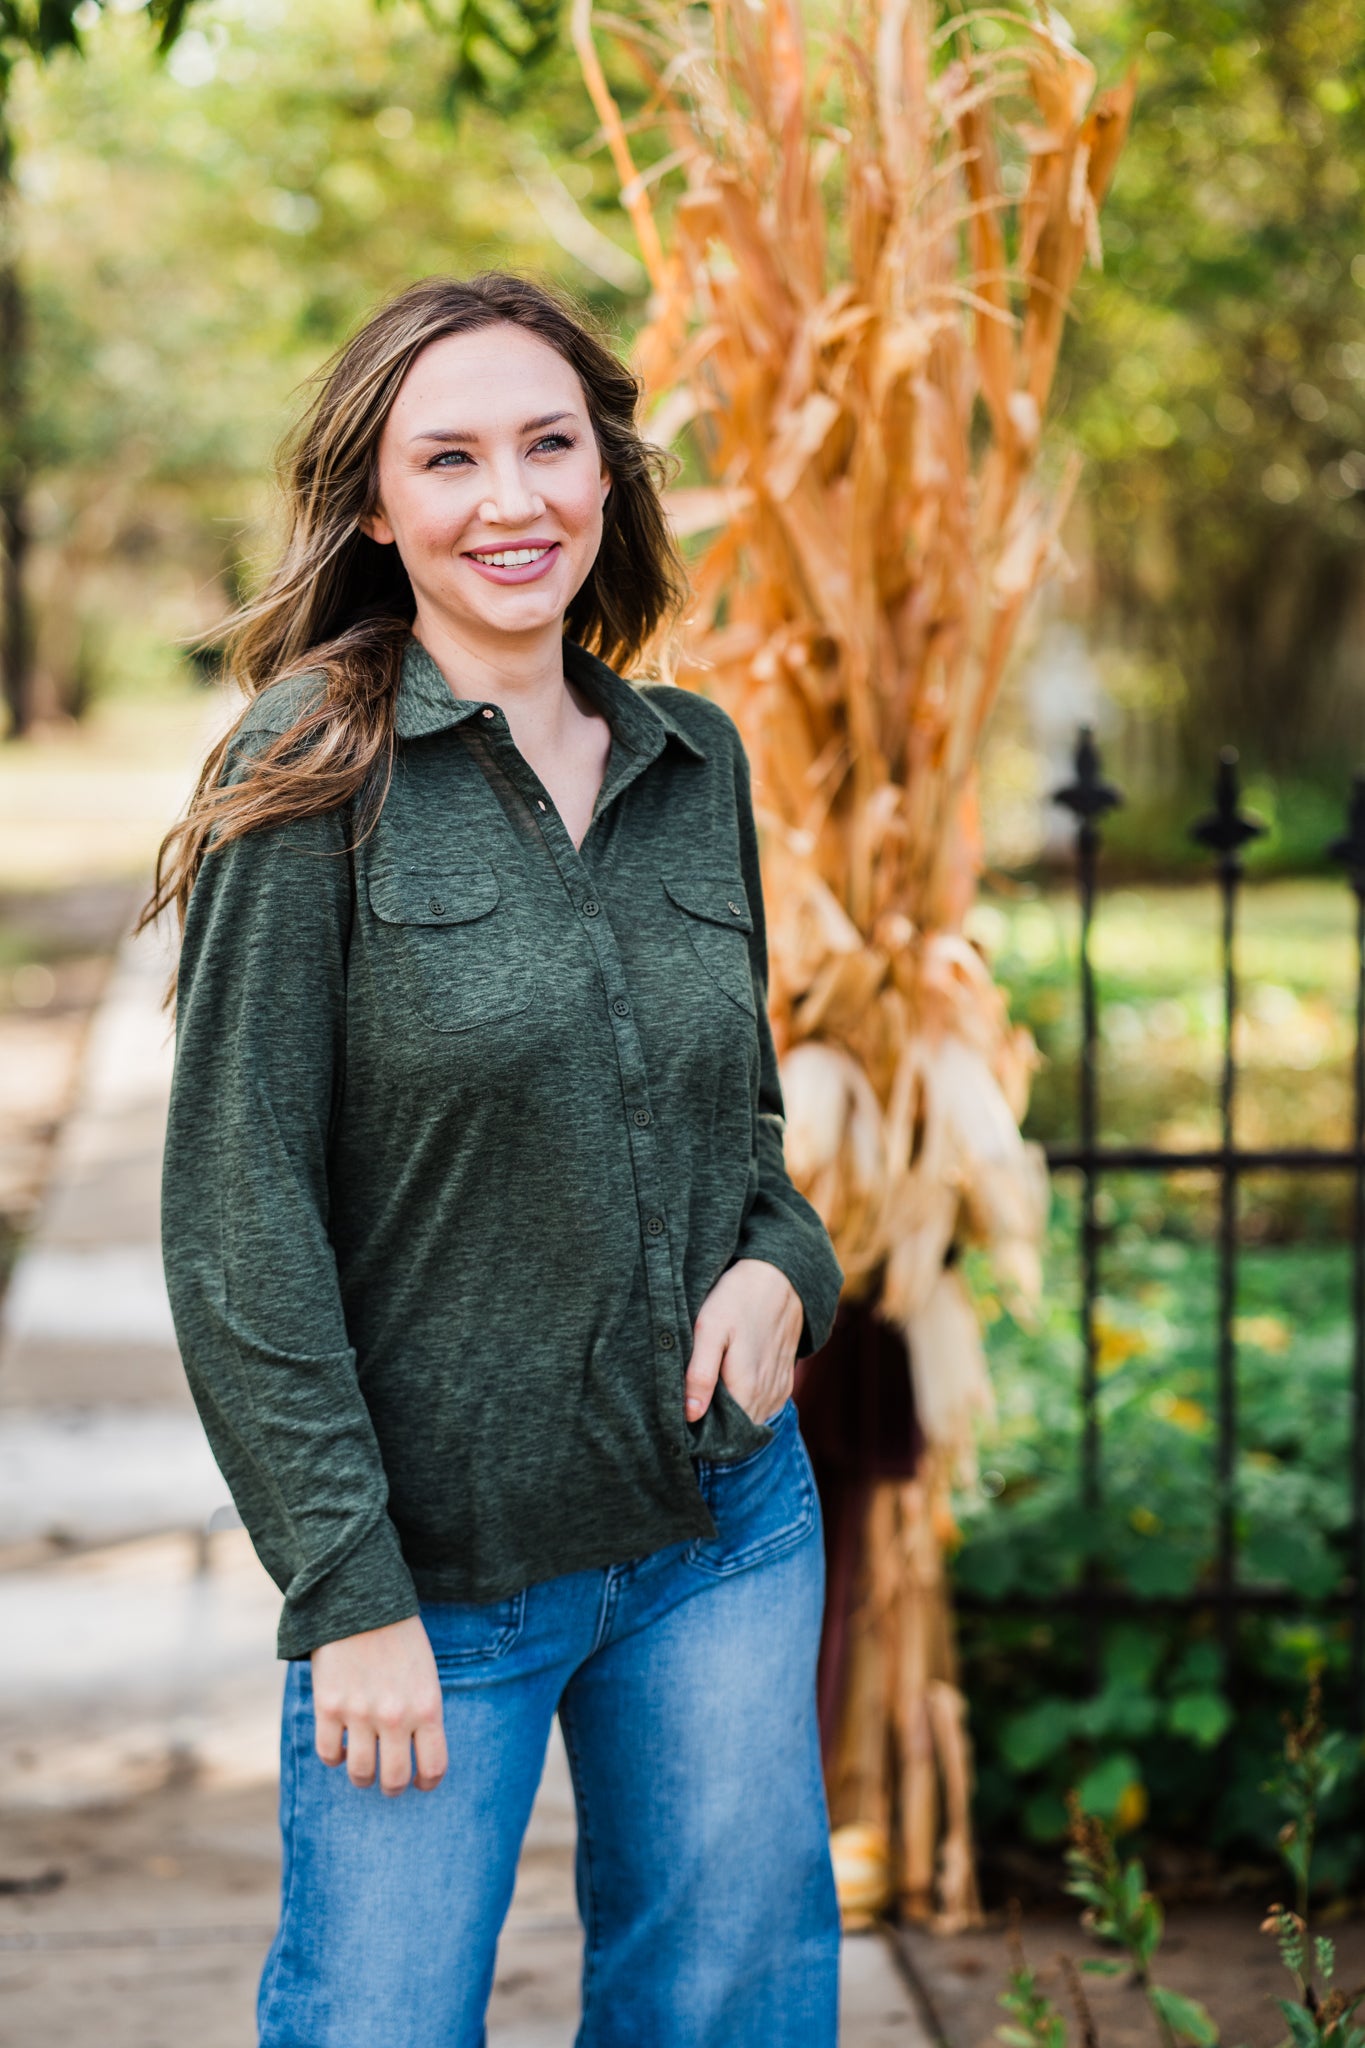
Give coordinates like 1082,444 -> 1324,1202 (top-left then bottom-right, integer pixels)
1052,724 -> 1123,824
1189,746 -> 1267,868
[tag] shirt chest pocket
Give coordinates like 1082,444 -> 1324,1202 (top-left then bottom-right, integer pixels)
368,860 -> 535,1034
661,872 -> 757,1019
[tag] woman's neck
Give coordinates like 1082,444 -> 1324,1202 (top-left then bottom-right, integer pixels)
412,609 -> 603,751
412,609 -> 565,707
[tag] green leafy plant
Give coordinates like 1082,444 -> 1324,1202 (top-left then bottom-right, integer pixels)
997,1686 -> 1364,2048
998,1906 -> 1070,2048
1064,1795 -> 1219,2048
1261,1679 -> 1365,2048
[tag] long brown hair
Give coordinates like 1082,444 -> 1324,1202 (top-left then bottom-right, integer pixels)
138,271 -> 688,949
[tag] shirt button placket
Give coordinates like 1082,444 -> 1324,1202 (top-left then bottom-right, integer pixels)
488,730 -> 687,1441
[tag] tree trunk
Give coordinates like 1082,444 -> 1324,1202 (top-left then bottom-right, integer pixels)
0,70 -> 29,741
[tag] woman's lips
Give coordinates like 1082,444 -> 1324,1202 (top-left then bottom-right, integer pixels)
463,542 -> 562,585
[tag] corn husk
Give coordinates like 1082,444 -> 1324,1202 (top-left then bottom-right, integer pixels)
572,0 -> 1131,1934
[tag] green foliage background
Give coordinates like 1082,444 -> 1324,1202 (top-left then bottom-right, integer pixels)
958,881 -> 1365,1892
1059,0 -> 1365,804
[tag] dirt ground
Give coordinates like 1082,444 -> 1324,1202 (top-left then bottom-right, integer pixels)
896,1902 -> 1365,2048
0,1779 -> 280,2048
7,1782 -> 1362,2048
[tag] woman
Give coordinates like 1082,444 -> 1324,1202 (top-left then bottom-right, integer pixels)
148,271 -> 846,2048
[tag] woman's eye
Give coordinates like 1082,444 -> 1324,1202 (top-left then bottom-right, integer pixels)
533,433 -> 575,454
428,449 -> 472,469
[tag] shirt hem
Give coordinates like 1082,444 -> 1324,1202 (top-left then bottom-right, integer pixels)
404,1498 -> 719,1606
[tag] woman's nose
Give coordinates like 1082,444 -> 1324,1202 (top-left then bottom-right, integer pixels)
479,460 -> 544,527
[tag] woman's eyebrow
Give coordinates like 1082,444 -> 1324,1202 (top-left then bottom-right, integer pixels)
411,411 -> 575,445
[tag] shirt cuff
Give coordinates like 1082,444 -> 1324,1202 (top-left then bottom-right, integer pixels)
730,1211 -> 845,1361
275,1517 -> 421,1661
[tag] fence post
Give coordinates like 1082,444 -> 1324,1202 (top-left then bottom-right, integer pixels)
1189,748 -> 1266,1693
1052,729 -> 1122,1633
1328,774 -> 1365,1724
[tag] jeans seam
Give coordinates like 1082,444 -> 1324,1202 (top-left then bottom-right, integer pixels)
558,1702 -> 602,2041
590,1567 -> 622,1654
257,1672 -> 305,2039
428,1587 -> 527,1671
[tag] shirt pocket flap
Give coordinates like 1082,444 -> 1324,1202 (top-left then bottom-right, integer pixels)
661,873 -> 754,933
368,863 -> 501,927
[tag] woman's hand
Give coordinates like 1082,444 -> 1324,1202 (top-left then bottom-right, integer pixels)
310,1614 -> 447,1796
685,1257 -> 805,1426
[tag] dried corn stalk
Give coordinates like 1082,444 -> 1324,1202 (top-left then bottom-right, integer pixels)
572,0 -> 1131,1925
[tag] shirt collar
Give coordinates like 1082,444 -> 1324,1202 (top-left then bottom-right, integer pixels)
393,633 -> 707,762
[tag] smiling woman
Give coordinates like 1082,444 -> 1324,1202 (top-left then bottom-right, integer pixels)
139,274 -> 845,2048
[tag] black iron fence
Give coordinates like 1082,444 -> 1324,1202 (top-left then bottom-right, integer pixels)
958,727 -> 1365,1723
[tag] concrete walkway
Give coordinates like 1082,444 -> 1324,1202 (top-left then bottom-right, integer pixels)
0,913 -> 928,2044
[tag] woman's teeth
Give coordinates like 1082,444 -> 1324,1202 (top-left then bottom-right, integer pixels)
469,546 -> 553,567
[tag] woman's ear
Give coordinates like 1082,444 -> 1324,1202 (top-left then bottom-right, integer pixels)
359,506 -> 396,546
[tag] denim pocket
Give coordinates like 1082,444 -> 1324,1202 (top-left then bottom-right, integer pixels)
686,1401 -> 816,1578
422,1589 -> 527,1674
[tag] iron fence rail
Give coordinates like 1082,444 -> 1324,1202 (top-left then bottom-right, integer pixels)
956,728 -> 1365,1723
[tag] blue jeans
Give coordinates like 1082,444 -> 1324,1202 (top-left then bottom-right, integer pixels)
256,1397 -> 840,2047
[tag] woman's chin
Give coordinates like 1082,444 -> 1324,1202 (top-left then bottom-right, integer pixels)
424,584 -> 567,641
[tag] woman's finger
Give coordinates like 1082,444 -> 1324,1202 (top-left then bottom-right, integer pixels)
314,1708 -> 345,1768
378,1719 -> 414,1797
722,1353 -> 789,1423
413,1713 -> 449,1792
345,1723 -> 378,1790
684,1315 -> 726,1420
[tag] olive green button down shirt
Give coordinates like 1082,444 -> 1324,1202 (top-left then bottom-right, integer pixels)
161,634 -> 845,1659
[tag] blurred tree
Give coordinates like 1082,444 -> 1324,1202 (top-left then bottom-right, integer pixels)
1,0 -> 205,736
1060,0 -> 1365,799
378,0 -> 563,112
1,4 -> 82,736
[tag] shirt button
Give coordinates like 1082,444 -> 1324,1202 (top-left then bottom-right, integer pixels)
429,897 -> 445,915
612,997 -> 630,1017
582,899 -> 600,917
632,1108 -> 651,1127
646,1215 -> 664,1235
657,1330 -> 676,1351
481,706 -> 496,719
727,899 -> 743,915
537,799 -> 547,811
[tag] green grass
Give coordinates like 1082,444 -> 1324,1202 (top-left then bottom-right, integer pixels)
971,877 -> 1361,1237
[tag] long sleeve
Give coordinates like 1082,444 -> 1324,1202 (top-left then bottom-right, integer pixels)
161,732 -> 419,1658
728,726 -> 846,1359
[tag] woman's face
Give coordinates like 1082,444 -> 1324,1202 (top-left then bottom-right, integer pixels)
362,321 -> 611,648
